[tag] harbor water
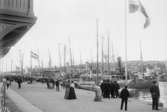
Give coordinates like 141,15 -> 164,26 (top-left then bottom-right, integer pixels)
159,82 -> 167,108
136,82 -> 167,108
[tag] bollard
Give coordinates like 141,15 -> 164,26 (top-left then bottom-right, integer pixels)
93,85 -> 102,102
76,83 -> 102,102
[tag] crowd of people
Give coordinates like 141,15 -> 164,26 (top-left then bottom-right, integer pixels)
1,75 -> 162,111
3,75 -> 23,89
100,80 -> 120,99
100,80 -> 130,111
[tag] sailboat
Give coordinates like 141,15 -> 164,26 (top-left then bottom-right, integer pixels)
128,41 -> 153,89
78,19 -> 100,86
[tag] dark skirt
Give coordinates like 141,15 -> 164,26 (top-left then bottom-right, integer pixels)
68,87 -> 77,99
64,87 -> 70,99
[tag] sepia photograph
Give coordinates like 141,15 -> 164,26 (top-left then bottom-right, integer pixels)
0,0 -> 167,112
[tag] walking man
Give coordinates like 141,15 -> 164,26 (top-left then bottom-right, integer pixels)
56,80 -> 60,91
6,79 -> 10,89
120,85 -> 129,111
150,81 -> 160,110
16,77 -> 22,89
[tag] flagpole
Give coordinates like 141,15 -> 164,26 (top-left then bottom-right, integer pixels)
96,18 -> 99,85
124,0 -> 128,84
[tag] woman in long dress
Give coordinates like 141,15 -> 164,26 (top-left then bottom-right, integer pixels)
68,81 -> 77,99
64,80 -> 70,99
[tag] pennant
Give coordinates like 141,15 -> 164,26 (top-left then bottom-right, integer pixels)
30,51 -> 39,60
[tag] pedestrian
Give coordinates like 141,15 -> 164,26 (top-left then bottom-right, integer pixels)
120,85 -> 129,111
106,80 -> 110,98
109,81 -> 115,98
100,80 -> 105,97
103,80 -> 110,98
50,79 -> 55,88
61,80 -> 65,89
56,80 -> 60,91
64,80 -> 70,99
6,79 -> 10,89
68,81 -> 77,99
150,81 -> 160,110
46,79 -> 50,89
114,81 -> 120,98
103,80 -> 108,98
16,77 -> 22,89
18,80 -> 22,89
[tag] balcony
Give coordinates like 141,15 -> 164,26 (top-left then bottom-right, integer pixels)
0,0 -> 36,57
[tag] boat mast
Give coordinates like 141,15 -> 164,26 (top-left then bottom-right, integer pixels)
139,40 -> 144,78
30,50 -> 32,77
64,45 -> 66,73
5,58 -> 7,72
37,49 -> 41,74
11,59 -> 13,72
58,44 -> 62,68
111,41 -> 115,71
101,36 -> 104,77
80,51 -> 82,65
111,41 -> 115,63
19,50 -> 24,75
124,0 -> 128,83
79,51 -> 82,73
69,37 -> 73,78
107,33 -> 110,74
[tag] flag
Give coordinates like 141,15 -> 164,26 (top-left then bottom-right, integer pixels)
129,0 -> 140,13
30,51 -> 39,60
129,0 -> 150,28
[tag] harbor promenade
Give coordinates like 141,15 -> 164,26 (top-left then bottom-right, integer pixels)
5,82 -> 167,112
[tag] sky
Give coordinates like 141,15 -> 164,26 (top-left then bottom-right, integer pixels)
1,0 -> 167,71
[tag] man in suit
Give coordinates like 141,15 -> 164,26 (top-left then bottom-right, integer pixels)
120,85 -> 129,111
114,81 -> 120,98
150,81 -> 160,110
